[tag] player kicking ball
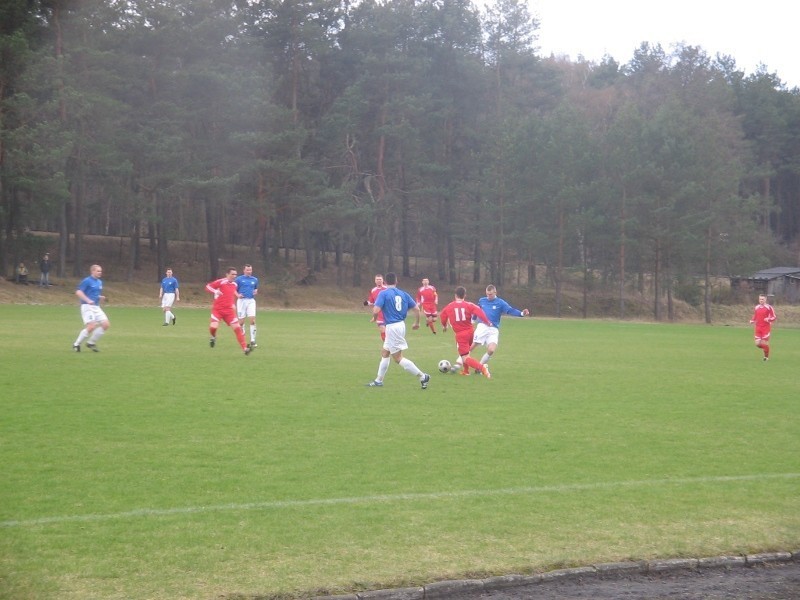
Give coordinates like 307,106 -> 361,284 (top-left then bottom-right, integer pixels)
206,267 -> 252,355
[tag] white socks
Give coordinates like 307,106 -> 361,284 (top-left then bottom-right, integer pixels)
88,327 -> 105,344
398,357 -> 422,377
377,356 -> 391,380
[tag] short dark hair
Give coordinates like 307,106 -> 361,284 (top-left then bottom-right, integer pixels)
455,286 -> 466,299
384,272 -> 397,285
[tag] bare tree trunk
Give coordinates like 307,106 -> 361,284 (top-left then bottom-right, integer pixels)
446,213 -> 456,285
761,175 -> 771,234
582,264 -> 589,319
204,194 -> 221,280
653,238 -> 661,321
127,220 -> 139,283
555,206 -> 564,317
667,285 -> 674,321
619,187 -> 626,319
471,229 -> 480,285
398,161 -> 410,277
58,194 -> 70,278
71,158 -> 84,276
704,226 -> 712,323
156,192 -> 168,280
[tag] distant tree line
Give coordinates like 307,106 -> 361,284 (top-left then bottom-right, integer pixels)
1,0 -> 799,319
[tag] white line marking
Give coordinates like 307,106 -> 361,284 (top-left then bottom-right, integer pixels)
3,473 -> 798,528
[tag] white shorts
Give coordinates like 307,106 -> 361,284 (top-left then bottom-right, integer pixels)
80,304 -> 108,325
161,292 -> 176,308
473,323 -> 499,347
237,298 -> 257,319
383,322 -> 408,354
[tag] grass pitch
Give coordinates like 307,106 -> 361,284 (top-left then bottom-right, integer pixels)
1,305 -> 798,599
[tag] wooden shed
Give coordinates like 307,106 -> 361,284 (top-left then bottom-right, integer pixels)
731,267 -> 800,304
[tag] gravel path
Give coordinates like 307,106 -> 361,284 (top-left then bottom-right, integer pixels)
455,560 -> 800,600
315,553 -> 800,600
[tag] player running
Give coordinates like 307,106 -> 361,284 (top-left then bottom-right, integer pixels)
416,277 -> 439,334
206,267 -> 251,355
364,274 -> 387,341
72,264 -> 110,352
366,272 -> 430,389
235,264 -> 259,348
750,293 -> 777,361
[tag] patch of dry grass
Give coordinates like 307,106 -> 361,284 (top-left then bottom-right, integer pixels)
4,232 -> 799,324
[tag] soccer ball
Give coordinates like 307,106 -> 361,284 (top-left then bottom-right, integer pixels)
438,359 -> 452,373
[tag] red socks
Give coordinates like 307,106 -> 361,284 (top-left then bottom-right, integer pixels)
235,326 -> 247,349
462,357 -> 483,373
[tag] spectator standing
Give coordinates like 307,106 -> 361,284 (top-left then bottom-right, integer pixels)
39,253 -> 51,287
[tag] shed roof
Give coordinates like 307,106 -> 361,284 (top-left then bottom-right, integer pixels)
751,267 -> 800,280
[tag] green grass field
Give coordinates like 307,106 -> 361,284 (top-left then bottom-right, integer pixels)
1,305 -> 798,600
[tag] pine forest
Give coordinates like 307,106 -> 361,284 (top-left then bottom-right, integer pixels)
2,0 -> 800,320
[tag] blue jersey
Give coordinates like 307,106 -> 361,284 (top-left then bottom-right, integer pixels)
476,296 -> 523,328
77,275 -> 103,304
161,276 -> 179,293
374,287 -> 417,325
234,274 -> 259,299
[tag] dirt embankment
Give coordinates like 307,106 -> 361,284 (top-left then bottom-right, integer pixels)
5,233 -> 799,323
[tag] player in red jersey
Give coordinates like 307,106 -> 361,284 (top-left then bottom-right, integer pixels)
749,293 -> 777,361
364,274 -> 387,341
416,277 -> 439,334
206,267 -> 251,355
440,286 -> 493,378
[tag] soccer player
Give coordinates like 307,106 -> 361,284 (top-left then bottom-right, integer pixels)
364,274 -> 387,341
366,272 -> 430,389
206,267 -> 251,355
466,284 -> 530,373
440,286 -> 493,378
72,264 -> 110,352
235,264 -> 259,348
416,277 -> 439,334
750,293 -> 777,361
159,268 -> 180,326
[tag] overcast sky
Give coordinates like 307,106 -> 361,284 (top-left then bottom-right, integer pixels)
512,0 -> 800,89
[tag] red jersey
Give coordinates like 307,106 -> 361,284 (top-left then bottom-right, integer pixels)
751,302 -> 776,338
441,299 -> 491,355
416,285 -> 438,314
368,284 -> 387,324
206,277 -> 238,311
440,300 -> 490,334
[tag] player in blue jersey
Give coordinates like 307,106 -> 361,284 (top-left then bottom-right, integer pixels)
235,264 -> 259,348
72,264 -> 110,352
159,268 -> 180,326
460,284 -> 529,373
366,272 -> 430,389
